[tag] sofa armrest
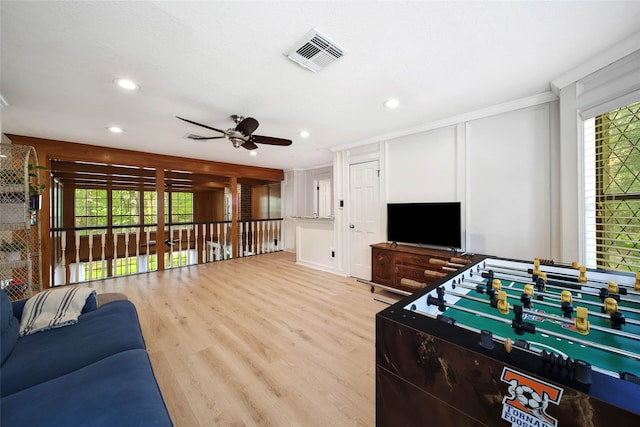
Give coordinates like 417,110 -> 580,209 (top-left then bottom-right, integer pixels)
11,291 -> 98,320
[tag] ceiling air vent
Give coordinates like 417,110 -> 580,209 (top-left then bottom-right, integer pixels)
285,29 -> 346,72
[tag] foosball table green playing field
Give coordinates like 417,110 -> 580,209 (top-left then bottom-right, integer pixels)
376,256 -> 640,427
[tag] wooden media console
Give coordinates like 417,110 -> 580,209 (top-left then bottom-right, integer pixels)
370,242 -> 482,294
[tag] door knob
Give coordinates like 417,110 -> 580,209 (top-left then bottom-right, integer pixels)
349,224 -> 355,229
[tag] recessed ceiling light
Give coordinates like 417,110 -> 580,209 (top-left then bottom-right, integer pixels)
299,130 -> 310,138
114,79 -> 138,90
108,126 -> 124,133
250,151 -> 257,156
383,98 -> 400,109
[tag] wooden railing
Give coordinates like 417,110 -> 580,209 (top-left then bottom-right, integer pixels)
50,219 -> 283,286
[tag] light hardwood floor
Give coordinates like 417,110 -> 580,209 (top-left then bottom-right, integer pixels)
85,251 -> 392,426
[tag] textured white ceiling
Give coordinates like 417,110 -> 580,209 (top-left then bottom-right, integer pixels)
2,1 -> 640,170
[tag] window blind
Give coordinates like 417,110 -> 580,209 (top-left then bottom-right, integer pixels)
583,101 -> 640,272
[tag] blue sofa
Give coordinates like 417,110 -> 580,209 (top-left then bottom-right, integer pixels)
0,289 -> 173,426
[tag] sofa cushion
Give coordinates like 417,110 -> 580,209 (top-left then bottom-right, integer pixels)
1,300 -> 146,397
0,349 -> 173,426
10,290 -> 98,320
19,287 -> 96,335
1,290 -> 19,364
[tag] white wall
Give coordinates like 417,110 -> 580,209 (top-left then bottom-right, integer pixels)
282,165 -> 336,268
294,217 -> 335,273
286,41 -> 640,274
556,48 -> 640,265
467,105 -> 552,259
281,170 -> 297,251
289,98 -> 559,276
386,126 -> 457,202
382,103 -> 556,260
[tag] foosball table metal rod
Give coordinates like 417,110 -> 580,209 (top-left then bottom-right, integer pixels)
472,269 -> 640,306
422,288 -> 640,362
457,279 -> 640,326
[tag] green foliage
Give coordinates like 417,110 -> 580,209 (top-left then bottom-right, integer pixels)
75,189 -> 193,231
0,240 -> 25,252
0,169 -> 23,185
28,164 -> 48,196
599,101 -> 640,195
596,101 -> 640,272
165,192 -> 193,224
0,164 -> 47,195
75,188 -> 108,231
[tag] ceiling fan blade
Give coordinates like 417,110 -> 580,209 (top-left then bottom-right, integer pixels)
187,135 -> 226,140
235,117 -> 259,137
241,140 -> 259,150
252,135 -> 293,146
176,116 -> 227,134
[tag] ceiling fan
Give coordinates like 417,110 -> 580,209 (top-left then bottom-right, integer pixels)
177,115 -> 293,150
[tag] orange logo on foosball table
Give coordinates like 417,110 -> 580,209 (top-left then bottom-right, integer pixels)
501,367 -> 564,427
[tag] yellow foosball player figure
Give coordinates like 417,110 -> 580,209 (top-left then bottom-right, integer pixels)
578,265 -> 587,283
603,297 -> 618,315
608,281 -> 619,294
532,258 -> 541,276
600,296 -> 627,330
561,290 -> 573,318
574,306 -> 590,335
635,272 -> 640,292
497,290 -> 509,315
492,279 -> 502,292
520,283 -> 535,308
537,271 -> 547,284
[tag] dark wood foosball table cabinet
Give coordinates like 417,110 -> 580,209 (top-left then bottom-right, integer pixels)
376,253 -> 640,426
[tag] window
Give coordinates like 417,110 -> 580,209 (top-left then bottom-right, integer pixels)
165,192 -> 193,224
112,190 -> 140,233
143,191 -> 157,231
75,189 -> 107,234
74,190 -> 194,230
73,188 -> 195,280
584,101 -> 640,272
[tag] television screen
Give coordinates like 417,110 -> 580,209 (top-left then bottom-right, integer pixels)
387,202 -> 461,249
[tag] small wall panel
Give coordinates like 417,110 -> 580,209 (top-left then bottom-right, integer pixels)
467,105 -> 551,259
386,126 -> 457,203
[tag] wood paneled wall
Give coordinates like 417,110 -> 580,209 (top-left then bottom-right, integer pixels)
7,134 -> 285,287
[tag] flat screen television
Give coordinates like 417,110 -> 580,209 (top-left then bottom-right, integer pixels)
386,202 -> 462,249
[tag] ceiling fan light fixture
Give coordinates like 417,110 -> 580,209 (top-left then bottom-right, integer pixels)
108,126 -> 124,133
299,130 -> 310,138
250,151 -> 257,156
114,78 -> 138,90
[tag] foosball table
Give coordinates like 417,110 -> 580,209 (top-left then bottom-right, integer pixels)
376,255 -> 640,427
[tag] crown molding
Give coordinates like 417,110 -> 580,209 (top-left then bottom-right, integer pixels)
332,91 -> 558,152
550,31 -> 640,94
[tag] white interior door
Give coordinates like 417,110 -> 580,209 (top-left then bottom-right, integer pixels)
349,160 -> 380,279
